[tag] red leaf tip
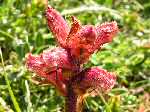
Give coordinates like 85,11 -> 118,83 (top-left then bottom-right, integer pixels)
45,6 -> 70,47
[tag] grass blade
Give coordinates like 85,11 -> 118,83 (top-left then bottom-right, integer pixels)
0,48 -> 21,112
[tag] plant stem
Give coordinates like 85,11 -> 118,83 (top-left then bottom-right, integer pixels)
25,80 -> 32,112
0,29 -> 13,40
65,81 -> 84,112
0,48 -> 21,112
65,82 -> 77,112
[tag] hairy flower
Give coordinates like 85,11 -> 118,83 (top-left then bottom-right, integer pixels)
93,21 -> 118,51
46,6 -> 70,47
72,67 -> 116,95
26,47 -> 73,95
26,47 -> 72,74
41,47 -> 73,70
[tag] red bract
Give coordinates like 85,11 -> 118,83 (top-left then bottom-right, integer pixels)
68,16 -> 81,37
46,6 -> 70,47
93,21 -> 118,51
96,21 -> 118,43
41,47 -> 73,70
67,25 -> 97,63
72,67 -> 116,95
26,47 -> 72,73
26,53 -> 48,77
26,48 -> 72,93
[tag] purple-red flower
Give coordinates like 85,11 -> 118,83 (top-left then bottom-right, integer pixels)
72,67 -> 116,95
26,5 -> 118,96
26,47 -> 73,75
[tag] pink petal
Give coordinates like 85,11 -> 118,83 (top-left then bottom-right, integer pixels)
41,47 -> 73,71
72,67 -> 116,95
45,6 -> 70,47
26,47 -> 73,74
26,53 -> 48,77
26,53 -> 67,95
93,21 -> 118,51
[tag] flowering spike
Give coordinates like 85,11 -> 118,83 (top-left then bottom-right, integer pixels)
45,6 -> 70,47
72,67 -> 116,95
26,5 -> 118,111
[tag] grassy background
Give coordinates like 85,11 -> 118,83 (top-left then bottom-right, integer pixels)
0,0 -> 150,112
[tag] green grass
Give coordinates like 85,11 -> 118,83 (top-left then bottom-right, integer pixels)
0,48 -> 21,112
0,0 -> 150,112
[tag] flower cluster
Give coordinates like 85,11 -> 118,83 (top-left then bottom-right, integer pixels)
26,5 -> 118,96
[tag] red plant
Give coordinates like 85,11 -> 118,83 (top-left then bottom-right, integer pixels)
26,5 -> 118,112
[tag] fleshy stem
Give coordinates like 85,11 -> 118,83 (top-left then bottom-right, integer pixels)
65,80 -> 84,112
65,49 -> 84,112
0,48 -> 21,112
65,81 -> 77,112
